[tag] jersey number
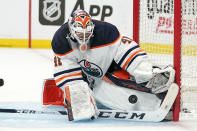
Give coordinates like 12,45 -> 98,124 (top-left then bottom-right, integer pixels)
121,36 -> 133,44
54,56 -> 62,67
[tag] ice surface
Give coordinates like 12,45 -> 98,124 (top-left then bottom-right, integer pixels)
0,48 -> 196,131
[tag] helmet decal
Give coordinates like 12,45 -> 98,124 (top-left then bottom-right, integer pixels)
68,9 -> 95,53
75,15 -> 91,29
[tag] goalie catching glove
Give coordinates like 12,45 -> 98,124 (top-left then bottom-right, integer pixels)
61,81 -> 98,121
146,65 -> 175,94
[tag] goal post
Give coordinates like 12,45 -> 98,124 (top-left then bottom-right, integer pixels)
173,0 -> 182,122
133,0 -> 140,44
133,0 -> 197,121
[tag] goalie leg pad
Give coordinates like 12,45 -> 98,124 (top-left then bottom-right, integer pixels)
42,79 -> 64,106
63,81 -> 97,121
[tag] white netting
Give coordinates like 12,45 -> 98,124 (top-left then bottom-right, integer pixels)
181,0 -> 197,115
139,0 -> 197,118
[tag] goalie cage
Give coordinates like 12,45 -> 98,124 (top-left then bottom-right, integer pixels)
133,0 -> 197,121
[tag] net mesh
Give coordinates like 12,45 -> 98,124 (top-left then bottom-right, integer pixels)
139,0 -> 197,117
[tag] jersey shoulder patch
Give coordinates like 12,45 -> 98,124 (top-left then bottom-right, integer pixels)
51,23 -> 73,56
90,20 -> 120,49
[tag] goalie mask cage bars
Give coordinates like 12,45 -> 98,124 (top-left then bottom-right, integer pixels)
133,0 -> 197,121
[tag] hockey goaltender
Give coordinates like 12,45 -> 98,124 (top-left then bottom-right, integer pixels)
42,9 -> 179,122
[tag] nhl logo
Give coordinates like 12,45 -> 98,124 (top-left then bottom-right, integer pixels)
39,0 -> 65,25
43,0 -> 61,22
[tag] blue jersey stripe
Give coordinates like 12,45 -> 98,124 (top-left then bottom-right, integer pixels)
118,45 -> 140,66
126,53 -> 147,70
57,78 -> 84,88
54,67 -> 81,77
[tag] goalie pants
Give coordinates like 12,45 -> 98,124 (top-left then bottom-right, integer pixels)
93,80 -> 162,111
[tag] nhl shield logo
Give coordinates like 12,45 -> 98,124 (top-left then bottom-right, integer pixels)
39,0 -> 65,25
43,0 -> 61,22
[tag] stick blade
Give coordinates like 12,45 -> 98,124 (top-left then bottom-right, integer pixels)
160,83 -> 179,111
155,83 -> 179,122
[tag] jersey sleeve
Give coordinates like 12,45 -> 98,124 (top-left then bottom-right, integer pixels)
51,24 -> 72,56
90,20 -> 120,48
51,25 -> 84,89
53,55 -> 84,89
114,36 -> 149,75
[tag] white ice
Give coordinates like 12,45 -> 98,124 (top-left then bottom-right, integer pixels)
0,48 -> 196,131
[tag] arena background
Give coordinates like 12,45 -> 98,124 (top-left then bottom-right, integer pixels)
0,0 -> 133,48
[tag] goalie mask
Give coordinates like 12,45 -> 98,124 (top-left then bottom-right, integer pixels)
68,9 -> 95,53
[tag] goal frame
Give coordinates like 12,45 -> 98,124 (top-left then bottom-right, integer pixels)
133,0 -> 182,121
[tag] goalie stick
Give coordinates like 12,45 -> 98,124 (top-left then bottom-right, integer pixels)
0,84 -> 178,122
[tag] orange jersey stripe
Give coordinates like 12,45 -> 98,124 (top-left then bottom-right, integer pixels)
55,72 -> 82,83
122,49 -> 144,70
55,50 -> 73,57
90,33 -> 121,50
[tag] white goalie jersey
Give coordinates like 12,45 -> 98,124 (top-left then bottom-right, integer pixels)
52,20 -> 149,90
51,20 -> 165,112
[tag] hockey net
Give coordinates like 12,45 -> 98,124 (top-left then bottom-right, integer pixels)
133,0 -> 197,121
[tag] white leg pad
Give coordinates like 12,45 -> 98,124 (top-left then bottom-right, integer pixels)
64,81 -> 97,121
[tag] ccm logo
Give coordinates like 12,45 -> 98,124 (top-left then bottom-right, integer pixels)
98,111 -> 145,120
